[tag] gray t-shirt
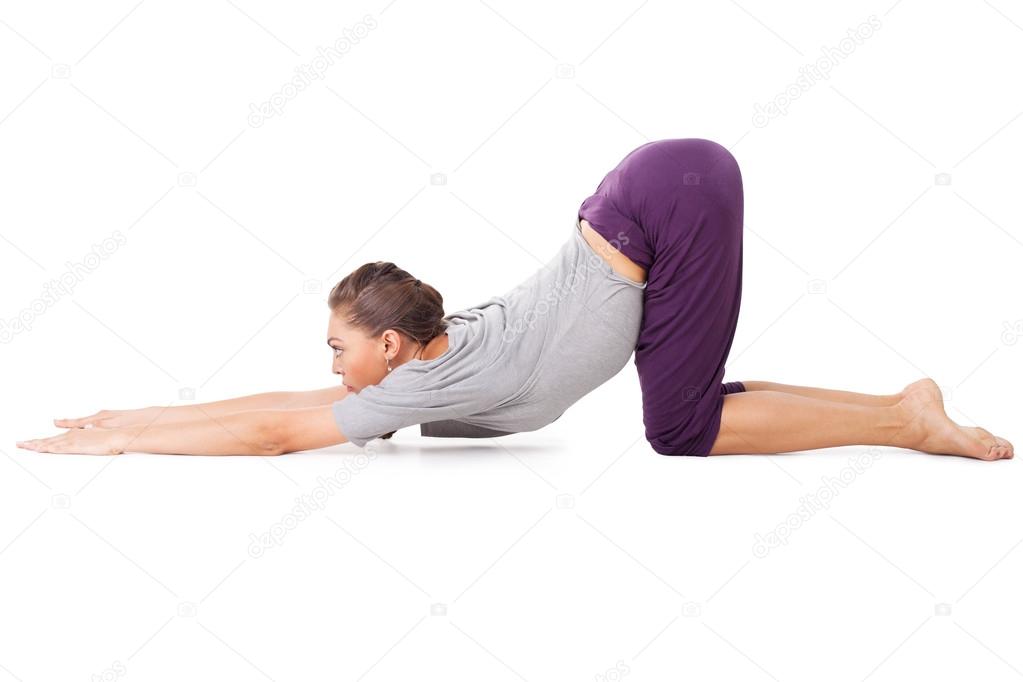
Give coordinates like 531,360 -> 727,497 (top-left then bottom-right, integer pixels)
331,219 -> 647,447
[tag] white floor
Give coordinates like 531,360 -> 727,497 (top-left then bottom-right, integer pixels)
3,366 -> 1021,681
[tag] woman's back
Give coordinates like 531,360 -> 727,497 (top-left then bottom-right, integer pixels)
331,220 -> 646,446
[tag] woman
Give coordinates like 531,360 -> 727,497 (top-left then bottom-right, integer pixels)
16,139 -> 1014,460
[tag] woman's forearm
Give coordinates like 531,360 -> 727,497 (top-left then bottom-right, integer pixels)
142,386 -> 347,425
22,405 -> 343,455
119,410 -> 279,456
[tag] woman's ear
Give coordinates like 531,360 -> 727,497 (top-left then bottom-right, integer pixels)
381,329 -> 401,355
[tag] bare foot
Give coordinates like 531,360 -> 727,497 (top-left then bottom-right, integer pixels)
966,426 -> 1015,458
896,380 -> 1013,460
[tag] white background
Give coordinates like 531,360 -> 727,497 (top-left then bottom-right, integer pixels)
2,0 -> 1021,680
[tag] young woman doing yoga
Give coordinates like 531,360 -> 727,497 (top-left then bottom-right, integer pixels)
17,139 -> 1014,460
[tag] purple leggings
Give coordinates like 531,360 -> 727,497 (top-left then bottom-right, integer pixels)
578,138 -> 746,456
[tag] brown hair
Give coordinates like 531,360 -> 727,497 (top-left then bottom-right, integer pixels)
328,261 -> 447,343
327,262 -> 447,441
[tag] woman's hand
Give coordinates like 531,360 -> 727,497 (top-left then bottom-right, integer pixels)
53,407 -> 160,430
16,426 -> 133,455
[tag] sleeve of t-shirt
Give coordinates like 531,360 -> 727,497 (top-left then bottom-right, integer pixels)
331,365 -> 494,447
331,384 -> 433,447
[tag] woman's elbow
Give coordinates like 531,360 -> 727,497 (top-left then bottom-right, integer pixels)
256,421 -> 287,456
260,407 -> 344,456
262,442 -> 286,456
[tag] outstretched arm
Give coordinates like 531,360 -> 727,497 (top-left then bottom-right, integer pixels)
54,385 -> 349,429
17,405 -> 350,456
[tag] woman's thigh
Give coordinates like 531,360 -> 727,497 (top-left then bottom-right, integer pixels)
579,138 -> 746,455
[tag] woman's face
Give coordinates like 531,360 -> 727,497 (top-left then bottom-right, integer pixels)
327,313 -> 389,394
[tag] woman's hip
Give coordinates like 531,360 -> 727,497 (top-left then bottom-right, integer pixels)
578,138 -> 744,272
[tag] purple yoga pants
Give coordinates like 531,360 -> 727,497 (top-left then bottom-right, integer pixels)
578,138 -> 746,456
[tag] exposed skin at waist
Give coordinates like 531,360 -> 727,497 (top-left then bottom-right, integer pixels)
579,218 -> 648,285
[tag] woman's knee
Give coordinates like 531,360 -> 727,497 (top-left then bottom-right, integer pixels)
644,411 -> 721,457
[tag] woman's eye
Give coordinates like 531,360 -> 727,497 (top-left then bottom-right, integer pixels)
333,347 -> 343,357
